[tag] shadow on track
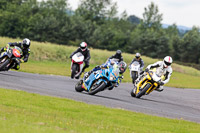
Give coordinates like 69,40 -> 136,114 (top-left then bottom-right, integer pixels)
77,91 -> 131,103
0,71 -> 34,79
140,97 -> 200,111
0,71 -> 17,77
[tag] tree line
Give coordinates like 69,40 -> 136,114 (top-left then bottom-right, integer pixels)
0,0 -> 200,67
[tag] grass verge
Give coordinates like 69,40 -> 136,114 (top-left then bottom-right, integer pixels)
0,88 -> 199,133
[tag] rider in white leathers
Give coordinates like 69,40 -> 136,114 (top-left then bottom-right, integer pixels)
145,56 -> 173,92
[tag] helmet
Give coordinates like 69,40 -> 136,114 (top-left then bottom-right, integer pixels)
22,38 -> 31,48
135,53 -> 141,59
163,56 -> 173,68
118,61 -> 127,74
116,50 -> 121,55
80,42 -> 87,51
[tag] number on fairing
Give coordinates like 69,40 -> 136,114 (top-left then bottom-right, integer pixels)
95,71 -> 100,79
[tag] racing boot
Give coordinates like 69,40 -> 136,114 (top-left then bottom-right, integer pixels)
155,86 -> 164,92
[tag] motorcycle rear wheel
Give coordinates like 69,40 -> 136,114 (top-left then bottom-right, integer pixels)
75,80 -> 84,92
88,81 -> 106,95
131,71 -> 137,84
136,83 -> 151,98
130,89 -> 136,97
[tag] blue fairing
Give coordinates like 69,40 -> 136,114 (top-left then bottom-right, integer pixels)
83,64 -> 120,91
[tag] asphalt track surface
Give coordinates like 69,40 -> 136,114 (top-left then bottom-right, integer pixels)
0,71 -> 200,123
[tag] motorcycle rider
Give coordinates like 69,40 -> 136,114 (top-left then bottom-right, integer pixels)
0,38 -> 31,70
108,50 -> 123,62
129,52 -> 144,72
111,61 -> 127,89
86,50 -> 123,77
144,56 -> 173,92
70,42 -> 91,75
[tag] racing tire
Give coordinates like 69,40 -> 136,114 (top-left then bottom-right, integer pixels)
71,64 -> 78,79
0,58 -> 10,71
131,71 -> 137,84
88,81 -> 106,95
75,80 -> 84,92
136,83 -> 151,98
130,89 -> 136,97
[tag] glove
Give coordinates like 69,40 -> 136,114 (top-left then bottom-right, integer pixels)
69,55 -> 72,58
95,65 -> 100,69
145,68 -> 149,72
100,65 -> 107,69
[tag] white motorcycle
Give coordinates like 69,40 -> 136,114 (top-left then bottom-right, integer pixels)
129,61 -> 141,84
71,52 -> 84,79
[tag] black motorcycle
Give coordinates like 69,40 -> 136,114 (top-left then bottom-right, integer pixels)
0,46 -> 22,71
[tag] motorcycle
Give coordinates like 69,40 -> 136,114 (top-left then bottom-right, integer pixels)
75,63 -> 123,95
71,52 -> 84,79
104,58 -> 119,66
130,69 -> 163,98
129,61 -> 141,84
0,46 -> 22,71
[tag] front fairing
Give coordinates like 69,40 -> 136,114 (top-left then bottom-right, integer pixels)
72,52 -> 84,63
0,52 -> 7,58
82,66 -> 119,91
0,46 -> 22,59
82,70 -> 104,91
0,49 -> 12,58
130,61 -> 140,72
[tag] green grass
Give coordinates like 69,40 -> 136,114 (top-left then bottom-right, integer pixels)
1,37 -> 200,88
0,88 -> 199,133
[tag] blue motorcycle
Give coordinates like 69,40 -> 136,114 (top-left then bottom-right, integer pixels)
75,63 -> 123,95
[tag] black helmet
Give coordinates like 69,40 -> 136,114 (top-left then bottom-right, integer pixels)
22,38 -> 31,48
118,61 -> 127,74
116,50 -> 121,55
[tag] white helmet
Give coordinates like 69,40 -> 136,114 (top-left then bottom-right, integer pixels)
135,53 -> 141,59
163,56 -> 173,68
22,38 -> 31,48
80,42 -> 87,51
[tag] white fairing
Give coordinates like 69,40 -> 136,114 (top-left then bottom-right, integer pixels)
152,72 -> 161,82
71,52 -> 84,78
72,52 -> 84,62
130,61 -> 140,71
130,61 -> 140,77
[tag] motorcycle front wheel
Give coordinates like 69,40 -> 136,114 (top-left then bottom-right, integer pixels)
71,64 -> 78,79
0,57 -> 10,71
136,83 -> 151,98
88,81 -> 106,95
